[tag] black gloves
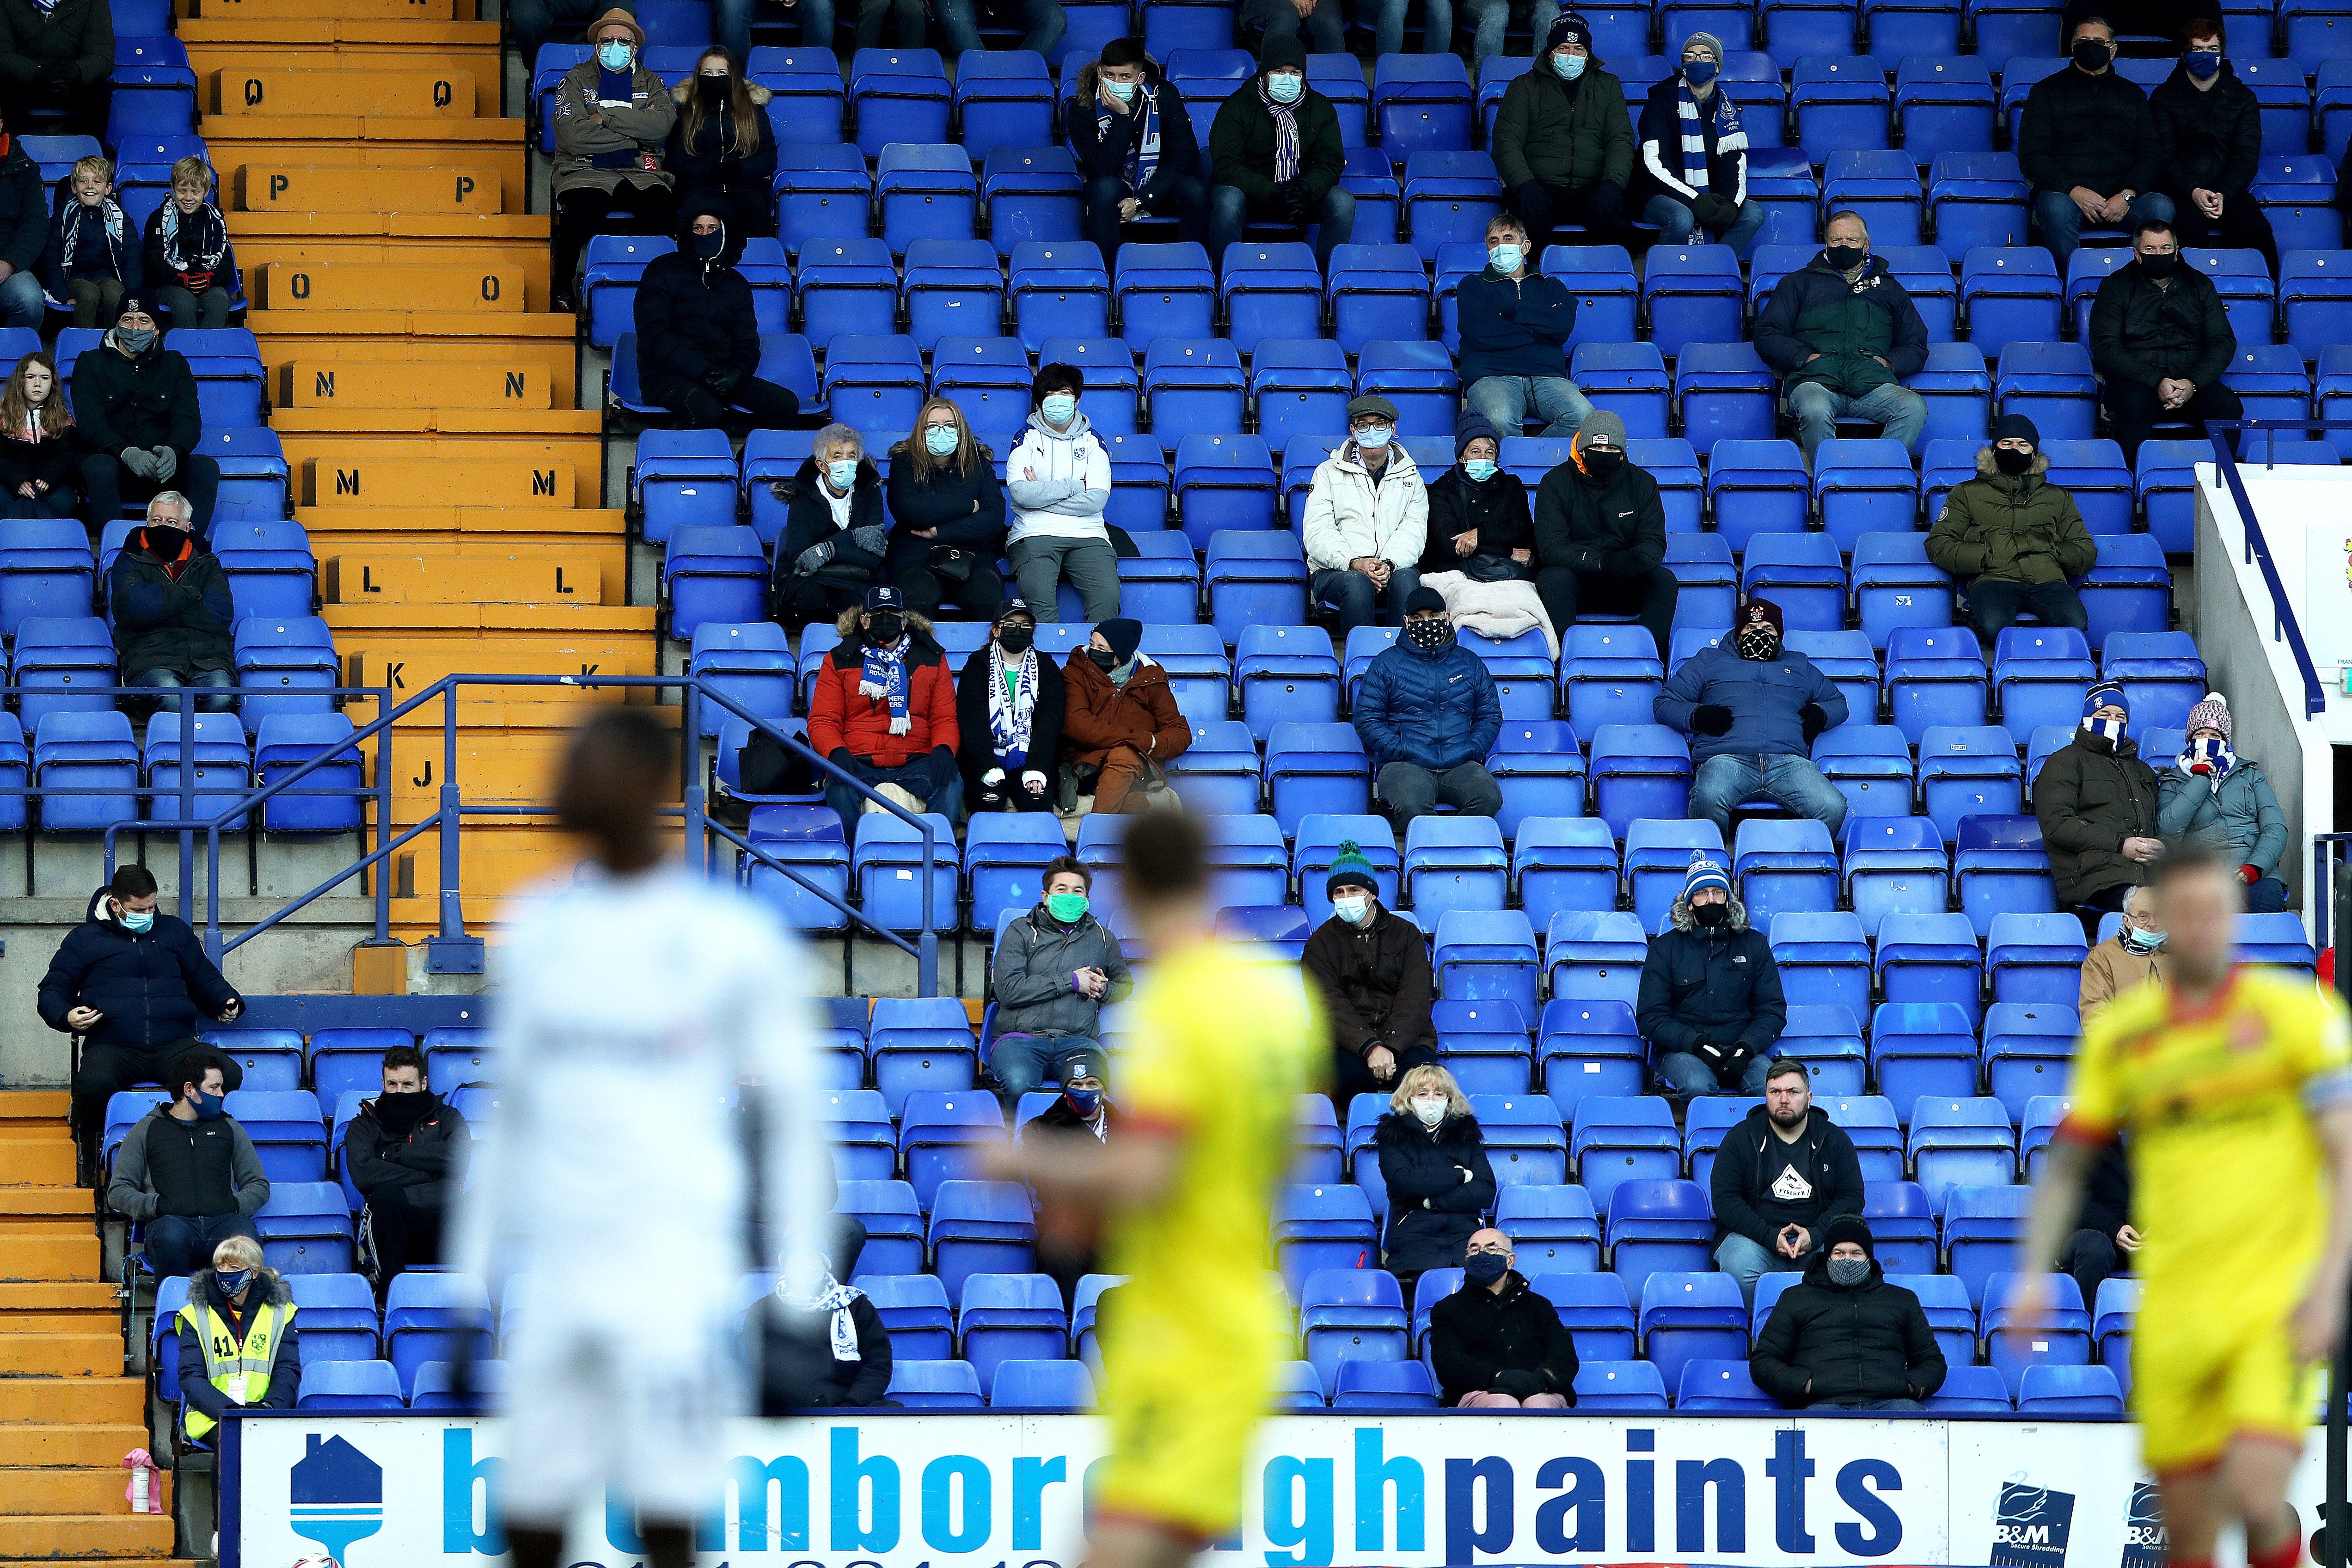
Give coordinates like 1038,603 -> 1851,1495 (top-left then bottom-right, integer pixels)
828,747 -> 857,770
1699,1041 -> 1754,1087
1275,179 -> 1314,226
1584,180 -> 1625,223
1691,704 -> 1734,737
1691,192 -> 1740,232
1492,1368 -> 1546,1398
1513,182 -> 1552,228
704,365 -> 743,395
1800,702 -> 1829,743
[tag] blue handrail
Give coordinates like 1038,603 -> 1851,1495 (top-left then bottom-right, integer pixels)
2205,420 -> 2333,719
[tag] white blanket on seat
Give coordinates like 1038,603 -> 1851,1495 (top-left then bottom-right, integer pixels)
1420,570 -> 1558,658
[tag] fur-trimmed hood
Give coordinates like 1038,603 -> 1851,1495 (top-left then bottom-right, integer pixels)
830,601 -> 937,641
1973,447 -> 2051,479
670,78 -> 772,104
1668,888 -> 1752,933
192,1266 -> 292,1310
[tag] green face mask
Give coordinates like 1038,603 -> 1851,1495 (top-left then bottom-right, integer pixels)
1047,892 -> 1090,923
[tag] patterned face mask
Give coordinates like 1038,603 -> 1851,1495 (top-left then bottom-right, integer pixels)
1735,625 -> 1780,661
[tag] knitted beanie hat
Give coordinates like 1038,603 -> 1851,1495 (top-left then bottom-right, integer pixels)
1326,840 -> 1379,898
2084,680 -> 2128,722
1684,852 -> 1730,900
2184,691 -> 2230,741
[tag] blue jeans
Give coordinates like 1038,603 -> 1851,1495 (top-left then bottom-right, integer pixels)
1690,752 -> 1849,841
1657,1048 -> 1772,1097
1643,192 -> 1767,256
932,0 -> 1065,54
824,752 -> 965,845
1466,374 -> 1593,439
2248,876 -> 2290,914
2034,187 -> 2173,267
1312,564 -> 1420,640
1715,1230 -> 1812,1310
134,665 -> 235,714
1462,0 -> 1518,65
1362,0 -> 1452,53
0,268 -> 41,329
793,0 -> 926,47
990,1033 -> 1104,1099
1787,379 -> 1928,466
146,1212 -> 259,1278
1208,183 -> 1356,270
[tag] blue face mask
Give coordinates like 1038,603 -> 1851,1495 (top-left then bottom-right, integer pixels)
1040,393 -> 1078,425
596,38 -> 634,70
1103,77 -> 1137,101
1065,1085 -> 1102,1116
2184,49 -> 2221,78
924,424 -> 959,456
1267,72 -> 1303,103
1553,52 -> 1586,79
119,907 -> 153,933
1463,458 -> 1498,482
1682,59 -> 1718,87
1354,425 -> 1392,450
195,1090 -> 225,1121
1488,242 -> 1524,273
213,1267 -> 249,1295
827,459 -> 858,491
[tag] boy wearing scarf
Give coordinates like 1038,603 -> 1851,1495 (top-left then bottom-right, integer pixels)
2033,680 -> 2164,939
142,156 -> 235,332
1634,32 -> 1764,253
1071,38 -> 1205,264
1206,37 -> 1352,268
2157,690 -> 2289,913
808,586 -> 962,844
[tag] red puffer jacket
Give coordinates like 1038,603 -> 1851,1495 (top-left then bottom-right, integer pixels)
807,607 -> 961,769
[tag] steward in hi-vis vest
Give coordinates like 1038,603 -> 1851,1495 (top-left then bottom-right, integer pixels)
174,1254 -> 299,1441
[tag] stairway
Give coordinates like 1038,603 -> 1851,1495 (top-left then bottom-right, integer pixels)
0,1092 -> 187,1566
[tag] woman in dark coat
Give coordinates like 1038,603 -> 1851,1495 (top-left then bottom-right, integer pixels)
772,422 -> 888,629
956,599 -> 1064,813
744,1257 -> 895,1412
1373,1063 -> 1497,1300
886,396 -> 1008,622
664,49 -> 778,240
1418,413 -> 1533,580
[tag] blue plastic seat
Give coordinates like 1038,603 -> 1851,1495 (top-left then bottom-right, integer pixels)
1678,1358 -> 1777,1410
255,1180 -> 355,1276
383,1273 -> 493,1396
1741,531 -> 1845,634
1641,1272 -> 1750,1394
1770,911 -> 1872,1020
1466,1093 -> 1568,1189
1961,247 -> 2062,349
850,49 -> 951,155
2102,631 -> 2206,735
1249,337 -> 1352,453
1951,813 -> 2053,935
1917,724 -> 2022,842
34,708 -> 136,832
1115,242 -> 1215,349
1587,724 -> 1693,838
1791,54 -> 1891,161
1779,1008 -> 1871,1100
297,1358 -> 404,1411
1929,155 -> 2029,261
902,1100 -> 1013,1221
251,714 -> 364,838
1704,439 -> 1809,553
1574,1358 -> 1669,1412
1812,725 -> 1914,821
958,1273 -> 1070,1394
888,1358 -> 985,1408
2078,535 -> 2174,648
990,1359 -> 1097,1411
661,526 -> 766,639
1943,1184 -> 2034,1305
1263,723 -> 1369,838
1893,1270 -> 1981,1367
141,712 -> 251,834
1511,815 -> 1614,929
2282,251 -> 2352,359
927,1179 -> 1036,1303
1885,629 -> 1988,744
837,1181 -> 925,1277
1272,1182 -> 1378,1293
1543,909 -> 1647,1014
1983,1007 -> 2077,1127
1235,625 -> 1340,742
1494,1185 -> 1601,1274
1732,818 -> 1839,928
1326,243 -> 1430,355
1372,53 -> 1472,158
1871,1000 -> 1979,1113
1604,1177 -> 1715,1306
1824,147 -> 1925,247
1333,1357 -> 1440,1409
1843,815 -> 1949,940
1536,996 -> 1647,1118
1401,149 -> 1502,262
1572,1096 -> 1679,1213
861,1273 -> 956,1361
1299,1268 -> 1409,1393
1863,1179 -> 1939,1274
2017,1362 -> 2124,1415
1986,911 -> 2087,1007
1984,1273 -> 2093,1396
1907,1097 -> 2017,1206
898,238 -> 1001,350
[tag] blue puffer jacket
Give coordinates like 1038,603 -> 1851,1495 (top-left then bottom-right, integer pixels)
1654,643 -> 1847,765
37,887 -> 240,1050
1353,639 -> 1503,772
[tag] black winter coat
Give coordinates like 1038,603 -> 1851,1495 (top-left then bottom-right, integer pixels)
2080,1139 -> 2132,1239
342,1091 -> 471,1212
1531,453 -> 1667,579
1303,906 -> 1438,1061
634,208 -> 762,401
109,527 -> 233,674
37,888 -> 239,1051
1751,1253 -> 1946,1407
2033,730 -> 2162,906
774,454 -> 888,607
1709,1105 -> 1864,1251
1374,1110 -> 1497,1275
1635,920 -> 1787,1067
71,337 -> 201,460
664,84 -> 780,205
1069,62 -> 1202,209
955,643 -> 1066,802
2151,64 -> 2261,201
0,135 -> 45,276
1428,1271 -> 1580,1406
1419,467 -> 1532,576
1209,83 -> 1345,202
0,0 -> 110,93
744,1290 -> 893,1410
2088,259 -> 2234,391
1754,254 -> 1930,398
0,422 -> 78,498
2017,64 -> 2161,198
885,453 -> 1007,582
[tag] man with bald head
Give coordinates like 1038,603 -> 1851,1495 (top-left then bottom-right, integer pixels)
1426,1228 -> 1578,1408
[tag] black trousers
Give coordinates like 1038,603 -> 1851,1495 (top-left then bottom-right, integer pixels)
2103,377 -> 2242,465
1330,1040 -> 1437,1105
774,573 -> 877,629
1512,178 -> 1629,253
80,451 -> 220,535
71,1036 -> 215,1171
649,373 -> 801,429
366,1194 -> 447,1293
552,180 -> 677,300
2168,192 -> 2279,277
2058,1227 -> 2119,1318
1082,173 -> 1208,267
20,77 -> 110,142
1535,564 -> 1678,664
895,558 -> 1004,622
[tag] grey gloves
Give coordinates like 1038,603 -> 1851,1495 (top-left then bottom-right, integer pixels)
119,447 -> 157,479
850,525 -> 888,557
792,539 -> 836,575
149,445 -> 176,482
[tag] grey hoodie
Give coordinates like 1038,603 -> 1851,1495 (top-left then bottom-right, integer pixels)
1004,407 -> 1112,545
107,1102 -> 270,1222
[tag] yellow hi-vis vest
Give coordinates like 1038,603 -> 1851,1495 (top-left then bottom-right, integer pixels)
177,1295 -> 295,1439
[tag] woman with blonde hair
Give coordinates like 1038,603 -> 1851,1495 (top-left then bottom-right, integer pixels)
0,351 -> 77,518
665,47 -> 777,240
885,396 -> 1007,622
1374,1062 -> 1495,1299
171,1232 -> 300,1444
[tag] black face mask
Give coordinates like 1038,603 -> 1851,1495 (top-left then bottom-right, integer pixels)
2073,37 -> 2112,69
1693,901 -> 1730,928
996,625 -> 1034,654
1824,244 -> 1866,273
697,74 -> 728,103
2139,251 -> 2178,278
1582,448 -> 1623,478
867,613 -> 905,643
691,229 -> 724,259
1088,648 -> 1121,671
1994,445 -> 2034,476
376,1090 -> 432,1130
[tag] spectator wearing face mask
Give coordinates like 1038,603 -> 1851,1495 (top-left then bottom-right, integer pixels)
1428,1229 -> 1578,1408
1753,209 -> 1930,468
807,585 -> 962,843
745,1250 -> 893,1412
2058,1141 -> 2138,1319
1020,1068 -> 1116,1310
1352,586 -> 1505,824
1304,841 -> 1439,1101
2089,217 -> 2239,465
547,10 -> 677,313
71,295 -> 219,533
341,1044 -> 469,1292
773,424 -> 888,630
1531,409 -> 1675,660
989,857 -> 1130,1102
107,1052 -> 269,1278
110,489 -> 233,712
1655,597 -> 1849,841
2150,18 -> 2275,275
2017,16 -> 2171,266
1710,1060 -> 1864,1305
2034,680 -> 2163,938
1494,11 -> 1633,251
172,1234 -> 300,1445
665,49 -> 777,241
1304,394 -> 1428,638
1925,413 -> 2095,640
1374,1065 -> 1496,1301
1005,362 -> 1120,625
2081,883 -> 2170,1016
1420,414 -> 1534,582
1633,32 -> 1765,253
631,202 -> 802,429
1750,1215 -> 1945,1411
1207,37 -> 1352,267
1457,214 -> 1593,442
1641,854 -> 1787,1098
888,398 -> 1008,625
957,600 -> 1063,815
1060,617 -> 1191,813
2157,690 -> 2288,913
1071,38 -> 1206,266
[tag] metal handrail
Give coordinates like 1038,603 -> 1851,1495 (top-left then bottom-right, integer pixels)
2205,419 -> 2334,719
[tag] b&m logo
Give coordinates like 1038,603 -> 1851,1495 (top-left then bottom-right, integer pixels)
2119,1480 -> 2166,1568
1990,1482 -> 2076,1568
290,1433 -> 384,1564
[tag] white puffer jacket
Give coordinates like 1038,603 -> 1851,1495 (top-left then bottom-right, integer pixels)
1301,442 -> 1429,573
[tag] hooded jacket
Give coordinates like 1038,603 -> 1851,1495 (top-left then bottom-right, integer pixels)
107,1102 -> 270,1222
1302,441 -> 1428,574
992,902 -> 1133,1039
633,203 -> 762,398
1492,57 -> 1634,192
1208,73 -> 1346,202
1754,251 -> 1930,398
1420,465 -> 1533,576
1303,905 -> 1439,1061
109,524 -> 233,675
956,641 -> 1065,800
2081,931 -> 2167,1017
70,328 -> 200,460
886,447 -> 1007,582
1531,447 -> 1667,579
2088,256 -> 2235,391
0,408 -> 78,497
1925,448 -> 2098,587
39,886 -> 240,1051
40,184 -> 141,296
1060,648 -> 1191,769
1654,641 -> 1847,764
0,134 -> 48,277
2033,729 -> 2162,906
1353,635 -> 1502,773
1751,1250 -> 1945,1407
1636,891 -> 1787,1062
774,453 -> 888,604
2017,62 -> 2162,198
1374,1109 -> 1498,1275
1456,267 -> 1578,385
1427,1268 -> 1580,1406
1071,58 -> 1202,208
0,0 -> 110,95
1709,1103 -> 1864,1250
807,603 -> 959,769
2157,754 -> 2286,874
2151,61 -> 2261,200
1633,74 -> 1746,211
174,1268 -> 300,1425
664,79 -> 778,202
342,1090 -> 471,1211
550,56 -> 677,199
1004,407 -> 1112,545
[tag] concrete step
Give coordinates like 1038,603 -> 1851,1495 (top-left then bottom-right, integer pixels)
0,1144 -> 75,1188
0,1378 -> 141,1424
0,1190 -> 89,1219
0,1313 -> 118,1335
0,1514 -> 176,1558
5,1427 -> 151,1469
0,1335 -> 120,1376
0,1235 -> 99,1281
0,1093 -> 69,1126
0,1284 -> 116,1313
0,1469 -> 174,1517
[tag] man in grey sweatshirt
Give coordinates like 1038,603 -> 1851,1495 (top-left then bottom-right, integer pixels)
106,1050 -> 270,1276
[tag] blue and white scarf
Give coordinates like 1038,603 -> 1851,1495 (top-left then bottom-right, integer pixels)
987,641 -> 1038,769
57,196 -> 127,278
781,1268 -> 865,1362
1259,79 -> 1302,183
859,634 -> 913,735
1678,81 -> 1744,198
158,198 -> 229,277
1099,83 -> 1163,195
